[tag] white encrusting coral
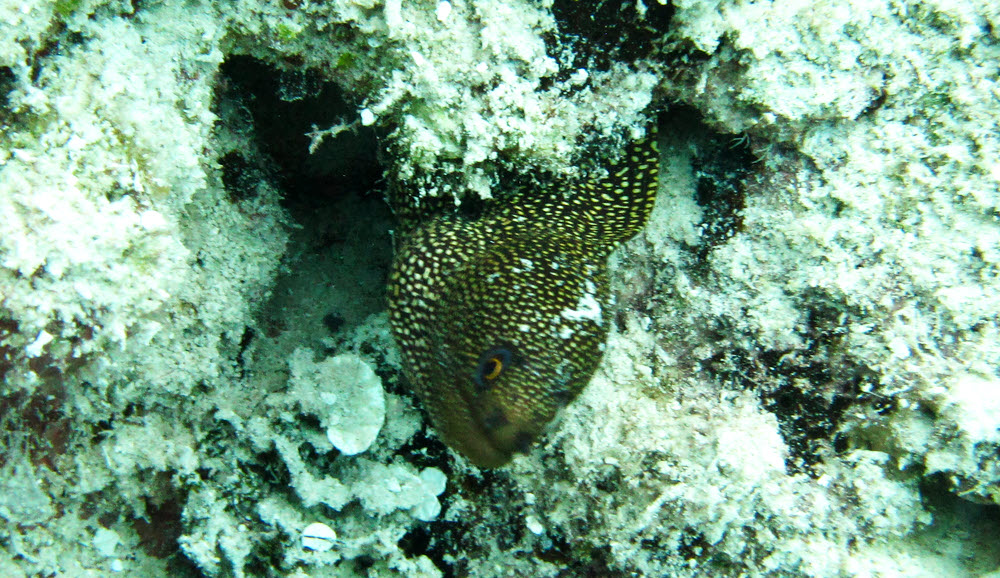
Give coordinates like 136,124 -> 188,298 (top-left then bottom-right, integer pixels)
289,348 -> 386,455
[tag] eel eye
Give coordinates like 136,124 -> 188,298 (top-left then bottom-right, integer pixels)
474,347 -> 513,391
484,357 -> 503,380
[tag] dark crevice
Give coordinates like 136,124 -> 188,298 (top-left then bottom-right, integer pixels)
217,55 -> 384,208
548,0 -> 675,76
697,286 -> 880,476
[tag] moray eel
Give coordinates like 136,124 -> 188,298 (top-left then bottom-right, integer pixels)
388,127 -> 660,468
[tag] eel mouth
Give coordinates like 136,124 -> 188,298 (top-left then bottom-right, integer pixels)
435,367 -> 543,468
464,404 -> 541,468
438,401 -> 539,468
449,421 -> 515,468
428,388 -> 513,468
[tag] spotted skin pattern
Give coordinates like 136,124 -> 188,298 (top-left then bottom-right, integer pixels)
388,127 -> 660,467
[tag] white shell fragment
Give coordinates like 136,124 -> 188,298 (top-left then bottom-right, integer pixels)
92,528 -> 120,557
525,515 -> 544,535
436,0 -> 452,22
301,522 -> 337,552
25,330 -> 53,357
410,495 -> 441,522
410,467 -> 448,522
419,467 -> 447,496
359,108 -> 376,126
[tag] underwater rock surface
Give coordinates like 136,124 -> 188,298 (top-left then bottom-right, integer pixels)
0,0 -> 998,576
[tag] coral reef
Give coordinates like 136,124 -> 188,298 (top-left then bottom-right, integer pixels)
0,0 -> 998,576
